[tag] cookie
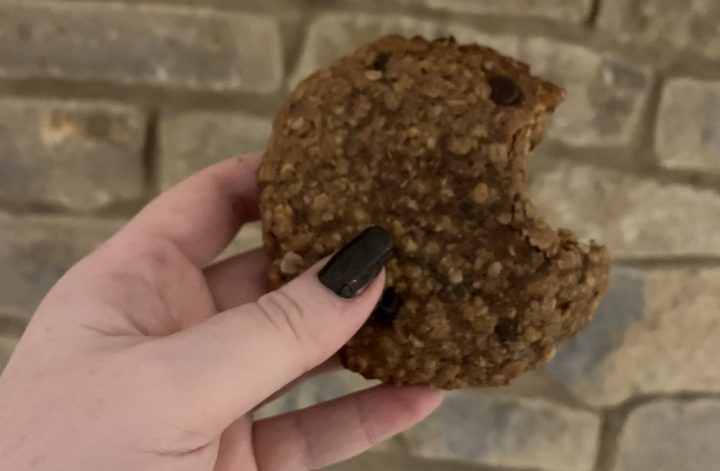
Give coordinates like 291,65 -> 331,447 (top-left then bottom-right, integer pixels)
258,35 -> 610,389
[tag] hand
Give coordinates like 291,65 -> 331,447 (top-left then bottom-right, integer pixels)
0,154 -> 442,471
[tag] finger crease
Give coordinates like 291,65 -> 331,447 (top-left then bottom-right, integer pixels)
293,410 -> 315,471
263,294 -> 307,351
353,393 -> 378,448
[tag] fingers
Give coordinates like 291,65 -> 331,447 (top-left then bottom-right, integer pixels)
253,385 -> 443,470
151,227 -> 392,433
111,154 -> 261,267
204,248 -> 269,311
214,417 -> 254,471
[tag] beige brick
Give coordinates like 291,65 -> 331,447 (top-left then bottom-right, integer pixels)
656,77 -> 720,174
614,399 -> 720,471
0,1 -> 283,93
325,452 -> 496,471
530,162 -> 720,257
521,38 -> 652,147
600,0 -> 720,61
0,214 -> 123,320
548,267 -> 720,407
159,111 -> 272,187
290,13 -> 520,88
404,392 -> 600,471
0,97 -> 146,210
367,0 -> 592,23
427,0 -> 591,22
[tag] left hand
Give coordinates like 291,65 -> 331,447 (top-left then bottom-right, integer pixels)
0,153 -> 442,471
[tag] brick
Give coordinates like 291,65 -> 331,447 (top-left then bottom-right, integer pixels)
290,13 -> 520,88
0,97 -> 146,210
520,38 -> 652,147
404,392 -> 600,471
529,162 -> 720,257
0,1 -> 283,93
613,399 -> 720,471
326,452 -> 494,471
424,0 -> 591,23
599,0 -> 720,61
656,77 -> 720,173
547,267 -> 720,407
0,334 -> 19,373
383,0 -> 592,23
429,0 -> 592,23
0,215 -> 122,320
159,111 -> 272,187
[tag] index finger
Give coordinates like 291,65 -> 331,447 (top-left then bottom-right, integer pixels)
114,153 -> 262,267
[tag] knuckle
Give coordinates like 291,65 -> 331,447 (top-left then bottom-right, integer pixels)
255,291 -> 314,363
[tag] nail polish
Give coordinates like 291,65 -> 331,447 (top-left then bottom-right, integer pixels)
318,226 -> 393,299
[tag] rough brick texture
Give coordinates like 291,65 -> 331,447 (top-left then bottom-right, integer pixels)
0,1 -> 283,93
159,111 -> 272,187
0,215 -> 122,320
0,98 -> 146,210
290,13 -> 520,87
600,0 -> 720,61
387,0 -> 593,23
521,38 -> 652,147
326,452 -> 498,471
614,399 -> 720,471
548,267 -> 720,406
530,162 -> 720,257
656,77 -> 720,173
404,393 -> 600,471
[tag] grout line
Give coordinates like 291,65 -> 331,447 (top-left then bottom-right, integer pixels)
593,408 -> 626,471
585,0 -> 603,28
629,72 -> 666,173
143,109 -> 161,196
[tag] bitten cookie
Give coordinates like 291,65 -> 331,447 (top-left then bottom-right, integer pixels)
257,35 -> 610,389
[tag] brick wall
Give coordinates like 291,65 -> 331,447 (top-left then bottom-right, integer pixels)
1,1 -> 719,470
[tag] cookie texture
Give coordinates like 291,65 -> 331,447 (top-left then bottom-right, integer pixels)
258,35 -> 611,389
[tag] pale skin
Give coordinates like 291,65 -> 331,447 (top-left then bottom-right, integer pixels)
0,154 -> 443,471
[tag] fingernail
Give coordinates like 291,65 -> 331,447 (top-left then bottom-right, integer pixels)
318,226 -> 393,299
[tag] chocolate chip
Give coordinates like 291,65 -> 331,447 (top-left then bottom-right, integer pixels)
489,76 -> 523,107
372,53 -> 390,71
494,317 -> 519,343
369,287 -> 403,327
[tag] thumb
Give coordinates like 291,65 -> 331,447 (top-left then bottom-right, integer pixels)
150,226 -> 392,431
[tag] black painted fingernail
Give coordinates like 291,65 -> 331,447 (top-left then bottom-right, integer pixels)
318,226 -> 393,299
